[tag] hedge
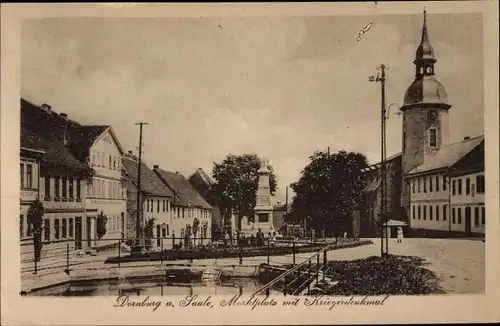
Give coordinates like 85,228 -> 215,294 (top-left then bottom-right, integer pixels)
105,239 -> 373,264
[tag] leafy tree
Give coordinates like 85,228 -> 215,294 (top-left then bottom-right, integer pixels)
210,154 -> 277,230
192,217 -> 200,243
27,198 -> 44,262
290,150 -> 368,238
96,211 -> 108,240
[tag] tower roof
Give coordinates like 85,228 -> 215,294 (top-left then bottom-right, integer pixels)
402,10 -> 450,109
403,76 -> 449,106
414,9 -> 436,62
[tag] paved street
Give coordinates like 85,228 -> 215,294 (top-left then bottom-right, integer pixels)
326,238 -> 485,294
22,238 -> 485,294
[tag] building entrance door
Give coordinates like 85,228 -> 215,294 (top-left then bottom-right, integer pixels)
465,207 -> 472,234
86,217 -> 92,247
75,217 -> 82,250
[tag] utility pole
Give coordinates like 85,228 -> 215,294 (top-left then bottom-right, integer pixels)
133,122 -> 148,252
369,64 -> 388,257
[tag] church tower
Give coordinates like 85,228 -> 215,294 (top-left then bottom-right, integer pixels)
400,10 -> 452,215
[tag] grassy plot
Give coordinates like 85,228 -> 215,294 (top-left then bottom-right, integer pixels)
310,255 -> 445,295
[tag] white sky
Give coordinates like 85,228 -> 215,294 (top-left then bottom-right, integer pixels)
21,13 -> 484,203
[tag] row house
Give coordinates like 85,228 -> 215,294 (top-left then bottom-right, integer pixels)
84,126 -> 128,248
121,153 -> 174,250
406,136 -> 485,235
21,99 -> 94,261
188,168 -> 232,240
154,166 -> 212,244
21,99 -> 128,261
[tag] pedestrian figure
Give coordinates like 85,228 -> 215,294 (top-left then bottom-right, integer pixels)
397,227 -> 404,243
343,232 -> 347,239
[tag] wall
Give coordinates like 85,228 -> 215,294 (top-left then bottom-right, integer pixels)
22,174 -> 87,262
450,171 -> 485,234
86,130 -> 127,247
409,171 -> 450,232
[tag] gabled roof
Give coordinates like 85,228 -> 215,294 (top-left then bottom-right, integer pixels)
21,99 -> 93,177
407,135 -> 484,176
121,155 -> 174,197
86,125 -> 125,155
154,168 -> 212,209
188,168 -> 215,186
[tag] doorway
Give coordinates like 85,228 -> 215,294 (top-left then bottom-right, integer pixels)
75,217 -> 82,250
86,217 -> 92,247
465,207 -> 472,234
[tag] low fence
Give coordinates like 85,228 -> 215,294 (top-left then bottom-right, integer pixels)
252,244 -> 331,296
22,236 -> 369,275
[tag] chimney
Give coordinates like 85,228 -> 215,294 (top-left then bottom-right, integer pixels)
153,165 -> 159,170
464,136 -> 471,141
60,113 -> 68,119
175,171 -> 179,175
41,103 -> 51,111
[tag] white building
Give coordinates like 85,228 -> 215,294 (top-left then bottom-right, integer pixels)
122,154 -> 175,250
86,126 -> 128,248
153,166 -> 213,245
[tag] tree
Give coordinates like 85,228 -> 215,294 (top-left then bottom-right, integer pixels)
192,217 -> 200,243
96,211 -> 108,240
290,150 -> 369,238
210,154 -> 278,230
27,199 -> 44,262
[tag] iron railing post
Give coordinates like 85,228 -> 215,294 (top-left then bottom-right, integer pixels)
239,234 -> 243,265
292,239 -> 296,266
267,238 -> 270,265
190,241 -> 193,263
160,237 -> 163,264
118,239 -> 121,268
65,240 -> 70,275
316,254 -> 320,281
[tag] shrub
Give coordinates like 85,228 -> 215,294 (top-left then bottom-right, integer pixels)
27,199 -> 44,261
96,211 -> 108,240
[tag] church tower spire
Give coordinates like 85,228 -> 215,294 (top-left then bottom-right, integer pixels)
413,9 -> 436,77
